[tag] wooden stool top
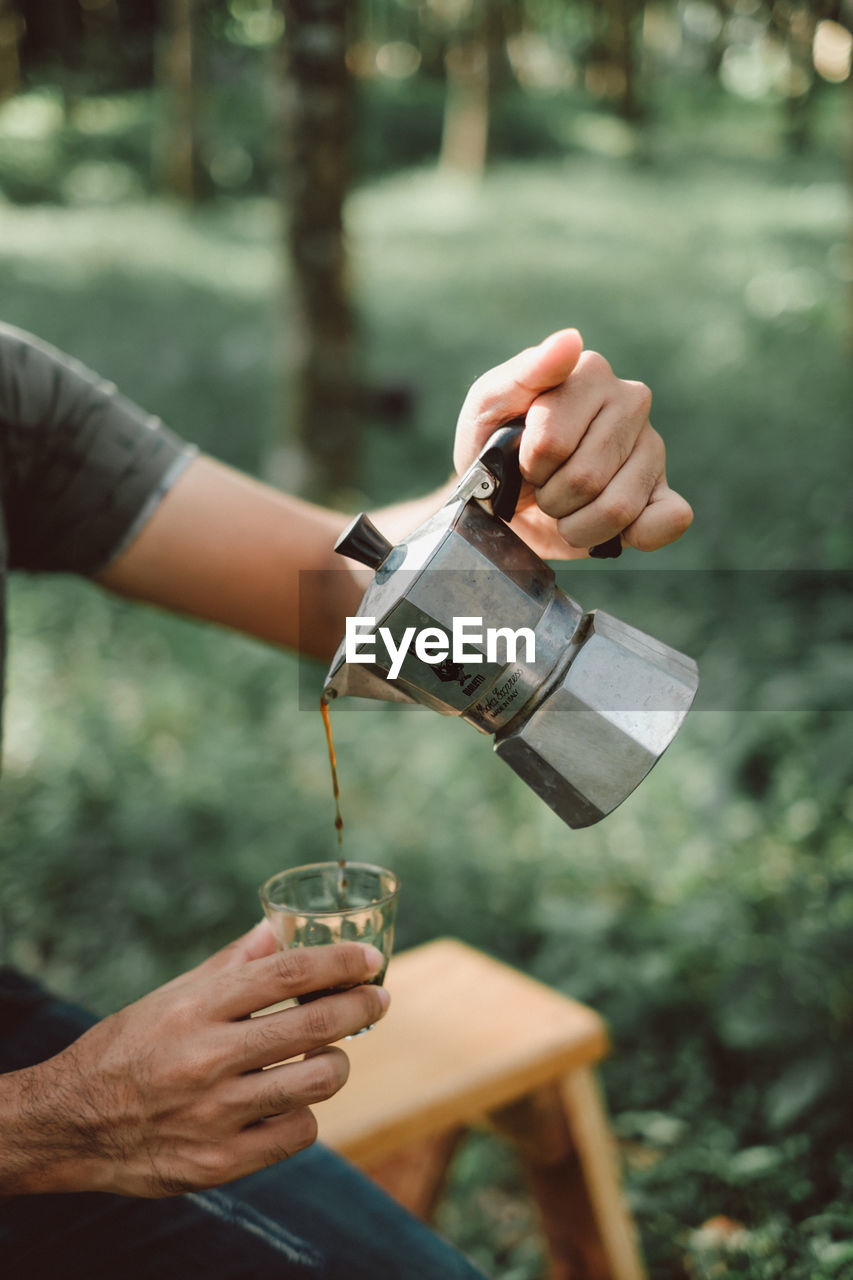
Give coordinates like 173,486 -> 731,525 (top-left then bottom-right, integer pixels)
316,937 -> 610,1164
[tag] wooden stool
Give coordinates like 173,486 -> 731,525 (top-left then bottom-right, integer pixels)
315,938 -> 645,1280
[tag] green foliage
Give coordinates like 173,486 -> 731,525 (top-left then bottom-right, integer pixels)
0,92 -> 851,1276
353,76 -> 446,179
0,91 -> 154,204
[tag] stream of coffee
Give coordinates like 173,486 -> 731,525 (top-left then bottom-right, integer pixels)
320,697 -> 348,898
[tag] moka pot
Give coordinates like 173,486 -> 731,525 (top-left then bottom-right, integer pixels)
322,422 -> 698,828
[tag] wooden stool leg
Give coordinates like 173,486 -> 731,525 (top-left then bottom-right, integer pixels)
559,1067 -> 646,1280
489,1071 -> 645,1280
490,1083 -> 609,1280
363,1128 -> 466,1220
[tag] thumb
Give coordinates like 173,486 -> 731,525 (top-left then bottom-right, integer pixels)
454,329 -> 583,473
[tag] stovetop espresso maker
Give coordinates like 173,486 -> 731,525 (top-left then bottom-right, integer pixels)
323,422 -> 698,828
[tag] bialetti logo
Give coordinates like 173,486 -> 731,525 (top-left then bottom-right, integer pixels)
344,617 -> 536,681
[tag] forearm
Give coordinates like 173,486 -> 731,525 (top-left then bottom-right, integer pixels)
95,332 -> 692,657
0,1060 -> 94,1196
96,455 -> 456,661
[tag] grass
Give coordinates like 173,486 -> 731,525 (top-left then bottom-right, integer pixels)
0,87 -> 851,1277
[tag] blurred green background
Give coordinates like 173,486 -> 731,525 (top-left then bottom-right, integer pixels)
0,2 -> 851,1277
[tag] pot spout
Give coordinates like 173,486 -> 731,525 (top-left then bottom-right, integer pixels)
322,642 -> 419,706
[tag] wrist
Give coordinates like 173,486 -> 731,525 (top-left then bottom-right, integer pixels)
0,1058 -> 105,1196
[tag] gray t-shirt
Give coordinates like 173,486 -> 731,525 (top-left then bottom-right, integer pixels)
0,323 -> 193,579
0,323 -> 195,1022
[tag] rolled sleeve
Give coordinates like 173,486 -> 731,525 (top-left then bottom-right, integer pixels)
0,323 -> 196,577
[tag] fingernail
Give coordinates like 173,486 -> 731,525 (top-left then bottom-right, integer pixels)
374,985 -> 390,1010
361,944 -> 384,976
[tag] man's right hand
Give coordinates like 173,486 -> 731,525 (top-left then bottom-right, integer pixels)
1,925 -> 388,1198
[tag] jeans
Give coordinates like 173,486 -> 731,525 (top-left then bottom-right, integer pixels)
0,969 -> 489,1280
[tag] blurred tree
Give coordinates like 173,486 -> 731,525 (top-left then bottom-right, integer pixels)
17,0 -> 81,114
606,0 -> 646,122
278,0 -> 362,493
582,0 -> 646,122
440,35 -> 490,174
0,0 -> 23,102
438,0 -> 520,176
16,0 -> 158,101
771,0 -> 825,153
156,0 -> 207,201
118,0 -> 159,88
711,0 -> 853,154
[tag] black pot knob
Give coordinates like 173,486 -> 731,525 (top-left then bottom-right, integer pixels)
334,513 -> 394,570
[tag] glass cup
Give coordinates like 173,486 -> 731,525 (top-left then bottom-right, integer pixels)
259,862 -> 400,1022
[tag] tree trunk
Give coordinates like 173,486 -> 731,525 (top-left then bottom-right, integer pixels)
782,7 -> 818,154
440,35 -> 490,176
156,0 -> 205,202
607,0 -> 645,124
279,0 -> 360,496
840,72 -> 845,353
19,0 -> 80,118
0,0 -> 23,103
439,0 -> 514,177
